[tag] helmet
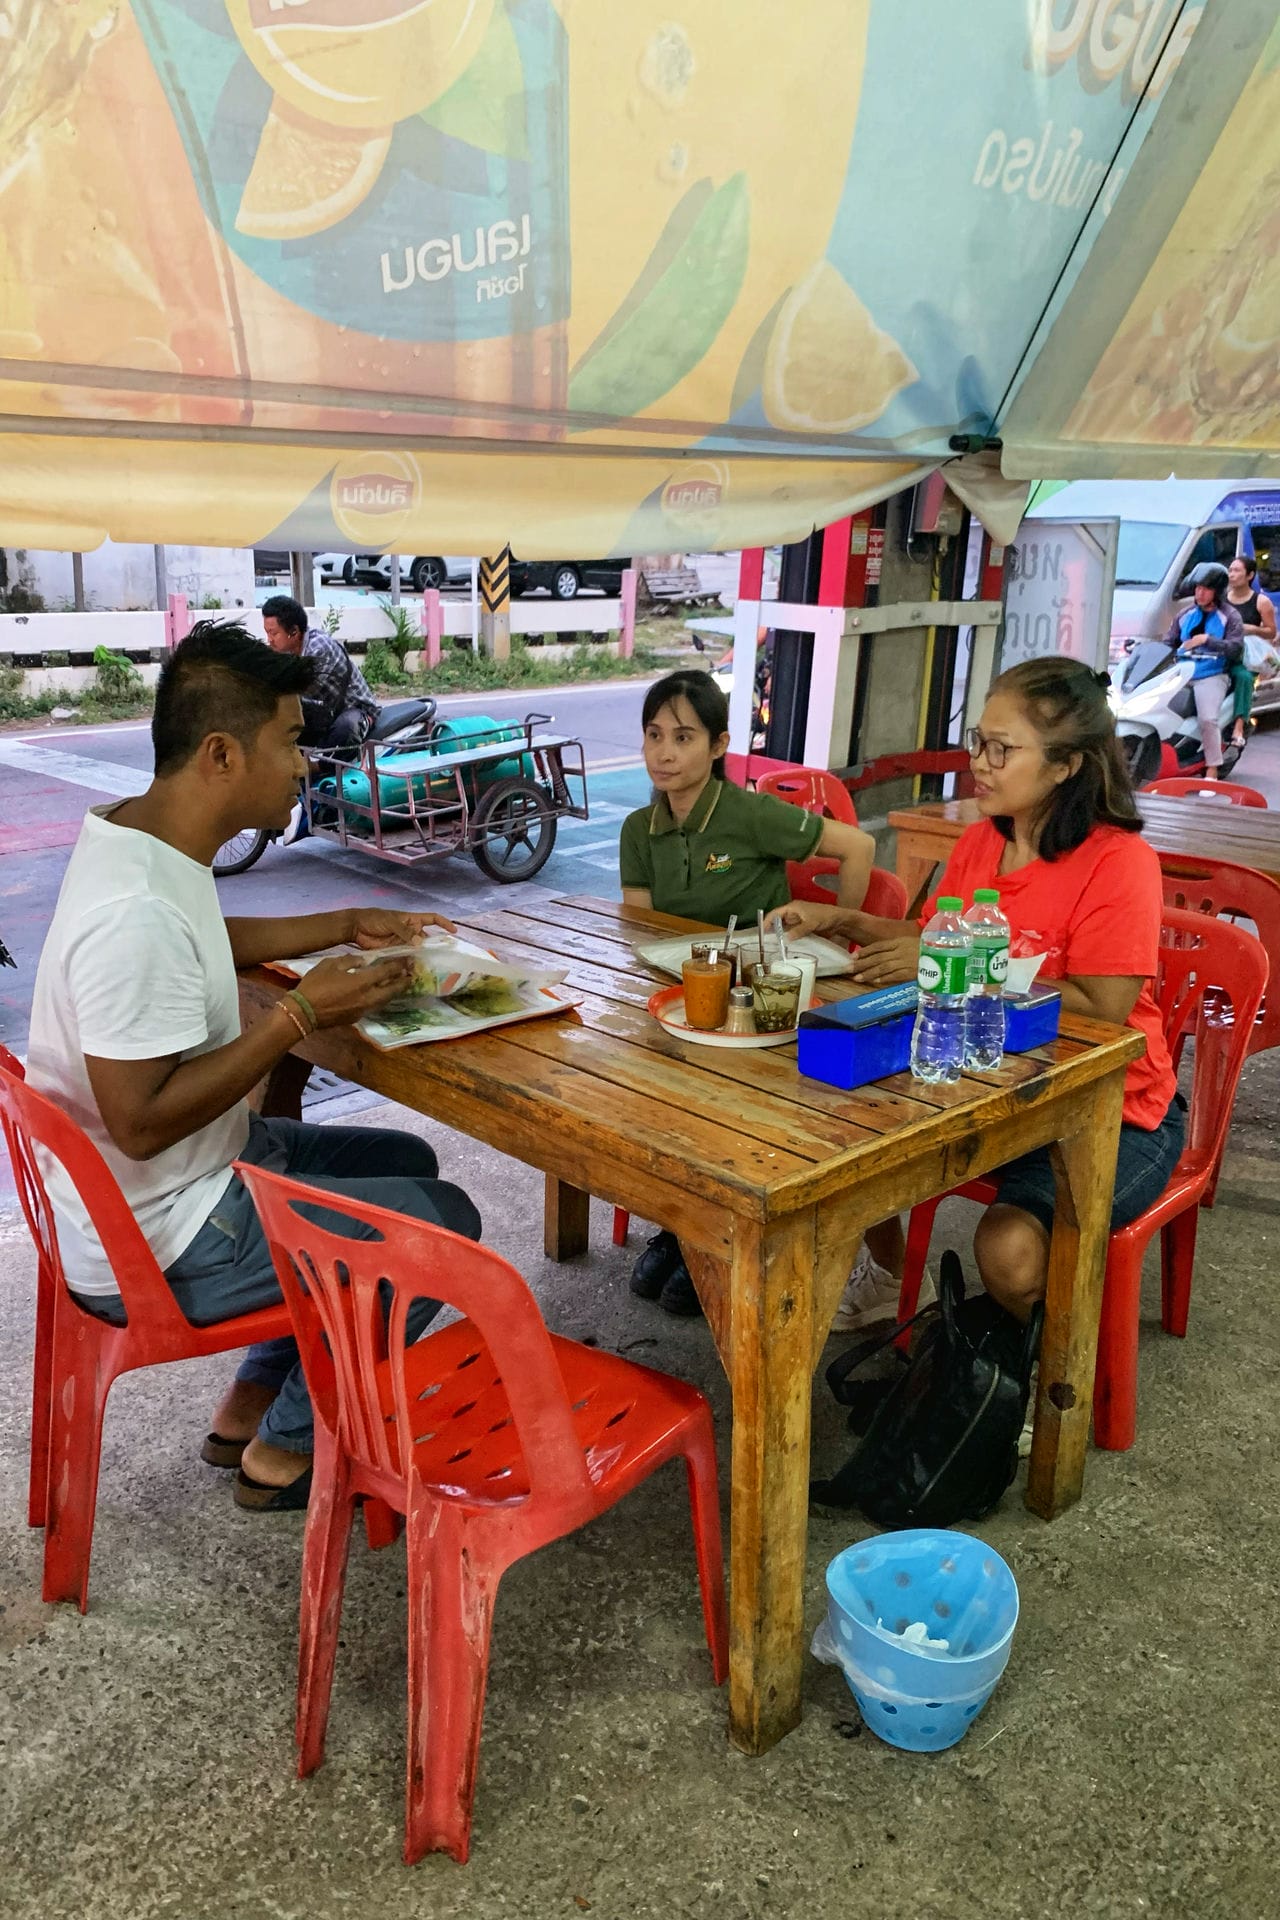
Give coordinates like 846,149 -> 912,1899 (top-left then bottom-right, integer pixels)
1186,561 -> 1229,598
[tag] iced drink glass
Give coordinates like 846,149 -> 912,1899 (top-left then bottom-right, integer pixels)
750,963 -> 803,1033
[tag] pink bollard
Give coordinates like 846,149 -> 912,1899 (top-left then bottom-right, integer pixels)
420,589 -> 442,669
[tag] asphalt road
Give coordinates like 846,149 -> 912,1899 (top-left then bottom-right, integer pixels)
0,677 -> 660,1051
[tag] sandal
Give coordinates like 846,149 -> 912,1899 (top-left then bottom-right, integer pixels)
233,1465 -> 313,1512
200,1431 -> 250,1470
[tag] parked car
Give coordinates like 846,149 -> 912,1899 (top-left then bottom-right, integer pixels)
354,553 -> 472,592
314,551 -> 356,583
508,556 -> 630,600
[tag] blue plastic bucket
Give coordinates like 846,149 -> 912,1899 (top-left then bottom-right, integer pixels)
814,1531 -> 1019,1752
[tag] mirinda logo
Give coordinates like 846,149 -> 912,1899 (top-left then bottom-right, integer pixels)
330,451 -> 421,547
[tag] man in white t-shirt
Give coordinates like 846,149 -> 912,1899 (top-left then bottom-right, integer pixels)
27,621 -> 480,1512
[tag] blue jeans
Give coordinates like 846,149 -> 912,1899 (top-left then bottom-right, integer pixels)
79,1113 -> 481,1453
991,1094 -> 1186,1235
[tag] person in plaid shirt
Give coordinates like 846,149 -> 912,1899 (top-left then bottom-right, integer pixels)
262,595 -> 379,746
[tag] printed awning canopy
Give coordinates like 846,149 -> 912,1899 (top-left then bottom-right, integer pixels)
1,1 -> 1275,557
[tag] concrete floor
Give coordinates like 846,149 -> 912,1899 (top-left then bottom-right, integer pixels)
1,1043 -> 1276,1920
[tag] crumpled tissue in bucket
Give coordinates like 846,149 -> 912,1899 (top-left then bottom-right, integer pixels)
877,1618 -> 950,1652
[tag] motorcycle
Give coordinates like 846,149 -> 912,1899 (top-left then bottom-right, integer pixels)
1109,638 -> 1245,786
212,694 -> 440,877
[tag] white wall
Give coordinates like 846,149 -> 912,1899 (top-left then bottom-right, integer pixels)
6,542 -> 255,612
0,609 -> 166,655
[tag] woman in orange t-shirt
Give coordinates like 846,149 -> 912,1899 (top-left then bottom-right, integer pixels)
781,656 -> 1184,1323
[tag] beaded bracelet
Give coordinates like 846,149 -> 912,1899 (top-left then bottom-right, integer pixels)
275,997 -> 310,1043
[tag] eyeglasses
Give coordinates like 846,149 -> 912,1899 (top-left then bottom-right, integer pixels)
965,727 -> 1029,770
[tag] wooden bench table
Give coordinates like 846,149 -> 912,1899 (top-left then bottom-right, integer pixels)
890,794 -> 1280,903
640,566 -> 720,607
241,894 -> 1141,1759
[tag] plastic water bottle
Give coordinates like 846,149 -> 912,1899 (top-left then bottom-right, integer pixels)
910,896 -> 971,1083
963,889 -> 1010,1073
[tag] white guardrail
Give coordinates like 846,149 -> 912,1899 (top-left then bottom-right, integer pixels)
0,588 -> 635,693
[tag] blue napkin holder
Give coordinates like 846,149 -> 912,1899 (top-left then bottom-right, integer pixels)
797,984 -> 918,1091
1003,987 -> 1061,1052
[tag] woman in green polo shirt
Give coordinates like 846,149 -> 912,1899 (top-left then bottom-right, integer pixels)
619,669 -> 873,1314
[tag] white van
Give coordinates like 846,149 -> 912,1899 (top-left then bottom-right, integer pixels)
1027,476 -> 1280,660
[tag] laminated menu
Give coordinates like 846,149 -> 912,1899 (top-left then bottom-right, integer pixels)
269,936 -> 577,1050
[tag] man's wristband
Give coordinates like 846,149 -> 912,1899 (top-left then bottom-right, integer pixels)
288,987 -> 318,1032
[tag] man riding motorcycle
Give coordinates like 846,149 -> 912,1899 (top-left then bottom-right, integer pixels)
262,594 -> 379,747
1160,562 -> 1244,780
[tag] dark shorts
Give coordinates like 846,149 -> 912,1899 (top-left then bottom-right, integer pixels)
991,1094 -> 1186,1234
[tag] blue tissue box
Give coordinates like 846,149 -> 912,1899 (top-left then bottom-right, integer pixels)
797,984 -> 1062,1090
1003,988 -> 1061,1052
797,984 -> 918,1091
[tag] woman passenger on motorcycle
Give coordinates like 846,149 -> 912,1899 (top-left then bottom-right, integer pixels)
778,656 -> 1184,1327
618,668 -> 874,1315
1225,555 -> 1277,750
1159,562 -> 1244,779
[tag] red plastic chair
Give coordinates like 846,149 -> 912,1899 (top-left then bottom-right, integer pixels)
1159,856 -> 1280,1206
1142,777 -> 1269,807
755,766 -> 858,823
785,859 -> 908,917
0,1047 -> 293,1610
237,1163 -> 727,1865
1160,856 -> 1280,1061
758,766 -> 857,912
894,909 -> 1268,1452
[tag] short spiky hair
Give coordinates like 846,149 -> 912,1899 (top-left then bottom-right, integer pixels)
260,593 -> 308,636
152,620 -> 314,776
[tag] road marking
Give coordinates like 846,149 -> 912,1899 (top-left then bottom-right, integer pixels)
568,800 -> 628,821
0,729 -> 642,798
21,720 -> 151,741
0,738 -> 146,798
0,821 -> 86,854
553,837 -> 620,857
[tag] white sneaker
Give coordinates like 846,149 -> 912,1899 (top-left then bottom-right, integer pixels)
831,1245 -> 936,1335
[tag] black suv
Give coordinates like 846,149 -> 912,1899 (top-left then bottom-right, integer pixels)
508,556 -> 630,600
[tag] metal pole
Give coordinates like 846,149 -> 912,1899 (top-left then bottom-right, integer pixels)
153,544 -> 168,610
389,556 -> 401,606
71,552 -> 86,612
470,557 -> 480,653
290,551 -> 314,608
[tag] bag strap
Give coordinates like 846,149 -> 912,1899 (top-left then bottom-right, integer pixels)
1019,1300 -> 1044,1385
824,1303 -> 936,1404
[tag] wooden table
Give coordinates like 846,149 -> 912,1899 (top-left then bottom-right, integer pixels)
890,795 -> 1280,902
240,895 -> 1141,1758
